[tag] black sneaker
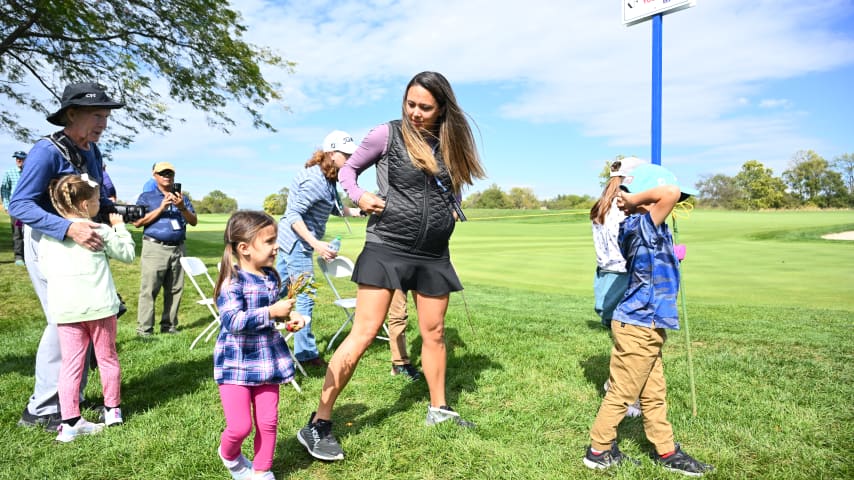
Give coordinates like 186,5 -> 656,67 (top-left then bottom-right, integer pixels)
296,412 -> 344,461
652,443 -> 715,477
17,406 -> 62,432
391,364 -> 422,381
583,442 -> 640,470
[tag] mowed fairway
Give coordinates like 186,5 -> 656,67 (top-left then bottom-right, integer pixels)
0,209 -> 851,480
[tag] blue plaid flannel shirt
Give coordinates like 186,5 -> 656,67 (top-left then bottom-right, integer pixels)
214,267 -> 295,385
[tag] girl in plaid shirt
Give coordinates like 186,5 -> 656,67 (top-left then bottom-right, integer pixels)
213,211 -> 305,480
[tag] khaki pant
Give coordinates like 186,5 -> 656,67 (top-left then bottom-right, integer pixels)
388,289 -> 412,365
589,322 -> 675,455
137,240 -> 185,335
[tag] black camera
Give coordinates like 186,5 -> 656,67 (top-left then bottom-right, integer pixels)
171,182 -> 181,194
113,204 -> 148,223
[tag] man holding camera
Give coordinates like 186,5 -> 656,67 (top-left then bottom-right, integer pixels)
133,162 -> 197,337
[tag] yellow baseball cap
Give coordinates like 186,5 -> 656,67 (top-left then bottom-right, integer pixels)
152,162 -> 176,173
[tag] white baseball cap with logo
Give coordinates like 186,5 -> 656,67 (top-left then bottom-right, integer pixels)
323,130 -> 357,154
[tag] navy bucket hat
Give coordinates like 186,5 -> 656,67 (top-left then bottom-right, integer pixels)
47,82 -> 125,126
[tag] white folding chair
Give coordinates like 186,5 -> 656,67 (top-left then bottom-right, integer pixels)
181,256 -> 304,392
180,256 -> 221,350
318,255 -> 389,352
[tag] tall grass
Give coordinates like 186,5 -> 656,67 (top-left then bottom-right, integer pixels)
0,210 -> 851,479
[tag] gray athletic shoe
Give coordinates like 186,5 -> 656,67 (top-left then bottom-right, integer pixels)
297,412 -> 344,461
425,405 -> 475,428
652,443 -> 714,477
583,442 -> 640,470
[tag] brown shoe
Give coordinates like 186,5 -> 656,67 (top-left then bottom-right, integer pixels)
303,357 -> 327,368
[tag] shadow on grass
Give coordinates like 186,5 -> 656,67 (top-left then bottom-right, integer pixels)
0,353 -> 35,377
580,354 -> 610,394
579,353 -> 652,452
342,327 -> 497,433
120,356 -> 211,414
274,327 -> 502,476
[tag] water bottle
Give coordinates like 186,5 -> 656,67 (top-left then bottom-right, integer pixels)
328,236 -> 342,253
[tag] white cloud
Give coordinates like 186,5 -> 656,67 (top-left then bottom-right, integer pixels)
2,0 -> 852,206
758,99 -> 791,109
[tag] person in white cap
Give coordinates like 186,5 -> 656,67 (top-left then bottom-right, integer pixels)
275,130 -> 362,368
589,156 -> 646,419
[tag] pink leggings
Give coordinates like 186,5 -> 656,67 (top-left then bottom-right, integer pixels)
219,384 -> 280,472
57,316 -> 121,420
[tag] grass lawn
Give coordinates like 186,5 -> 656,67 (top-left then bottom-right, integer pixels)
0,209 -> 851,479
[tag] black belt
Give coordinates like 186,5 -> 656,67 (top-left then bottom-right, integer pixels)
143,235 -> 183,247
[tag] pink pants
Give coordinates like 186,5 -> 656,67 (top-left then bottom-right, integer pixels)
219,384 -> 280,472
57,316 -> 121,420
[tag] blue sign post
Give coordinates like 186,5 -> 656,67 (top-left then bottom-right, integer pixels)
623,1 -> 697,165
651,14 -> 662,165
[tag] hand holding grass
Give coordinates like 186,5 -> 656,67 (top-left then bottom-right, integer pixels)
269,298 -> 295,321
273,273 -> 316,330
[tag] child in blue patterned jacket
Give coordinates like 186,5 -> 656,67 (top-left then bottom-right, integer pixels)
583,164 -> 714,477
213,211 -> 305,480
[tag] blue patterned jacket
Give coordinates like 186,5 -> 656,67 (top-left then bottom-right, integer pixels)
612,213 -> 681,330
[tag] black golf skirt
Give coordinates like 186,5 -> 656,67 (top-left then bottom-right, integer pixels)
350,242 -> 463,296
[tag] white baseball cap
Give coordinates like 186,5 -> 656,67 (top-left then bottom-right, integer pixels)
610,156 -> 646,177
323,130 -> 357,154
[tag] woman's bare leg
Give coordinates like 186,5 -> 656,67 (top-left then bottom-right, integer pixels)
315,285 -> 392,420
413,292 -> 450,408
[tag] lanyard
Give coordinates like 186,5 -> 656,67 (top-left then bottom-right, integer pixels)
434,177 -> 467,222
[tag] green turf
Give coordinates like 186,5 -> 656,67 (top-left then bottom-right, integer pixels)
0,209 -> 851,479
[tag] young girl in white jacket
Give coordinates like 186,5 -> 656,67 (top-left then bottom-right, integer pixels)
40,174 -> 135,442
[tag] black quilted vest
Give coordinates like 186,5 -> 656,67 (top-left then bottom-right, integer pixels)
366,120 -> 456,257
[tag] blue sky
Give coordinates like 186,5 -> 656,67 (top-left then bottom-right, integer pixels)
2,0 -> 854,209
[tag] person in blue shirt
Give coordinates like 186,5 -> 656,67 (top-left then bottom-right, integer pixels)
583,164 -> 714,477
133,161 -> 197,336
275,130 -> 362,367
1,150 -> 27,265
9,81 -> 124,432
101,162 -> 117,202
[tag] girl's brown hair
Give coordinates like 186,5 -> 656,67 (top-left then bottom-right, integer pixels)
214,211 -> 280,300
49,174 -> 99,220
304,150 -> 338,182
400,71 -> 486,194
589,160 -> 625,224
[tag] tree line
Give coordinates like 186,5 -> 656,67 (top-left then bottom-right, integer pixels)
171,150 -> 854,216
696,151 -> 853,209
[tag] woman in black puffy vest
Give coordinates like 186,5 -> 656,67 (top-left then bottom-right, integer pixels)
296,71 -> 486,462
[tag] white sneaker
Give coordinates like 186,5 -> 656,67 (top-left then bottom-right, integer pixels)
219,445 -> 253,480
603,381 -> 642,418
103,407 -> 124,426
55,418 -> 105,443
425,405 -> 475,428
252,471 -> 276,480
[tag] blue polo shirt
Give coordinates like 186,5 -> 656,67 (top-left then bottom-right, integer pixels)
136,189 -> 195,243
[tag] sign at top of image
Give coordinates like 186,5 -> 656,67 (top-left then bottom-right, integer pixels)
622,0 -> 697,26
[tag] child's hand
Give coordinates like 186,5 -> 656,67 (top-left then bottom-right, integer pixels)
284,311 -> 306,332
108,213 -> 124,226
617,191 -> 637,213
269,298 -> 295,320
